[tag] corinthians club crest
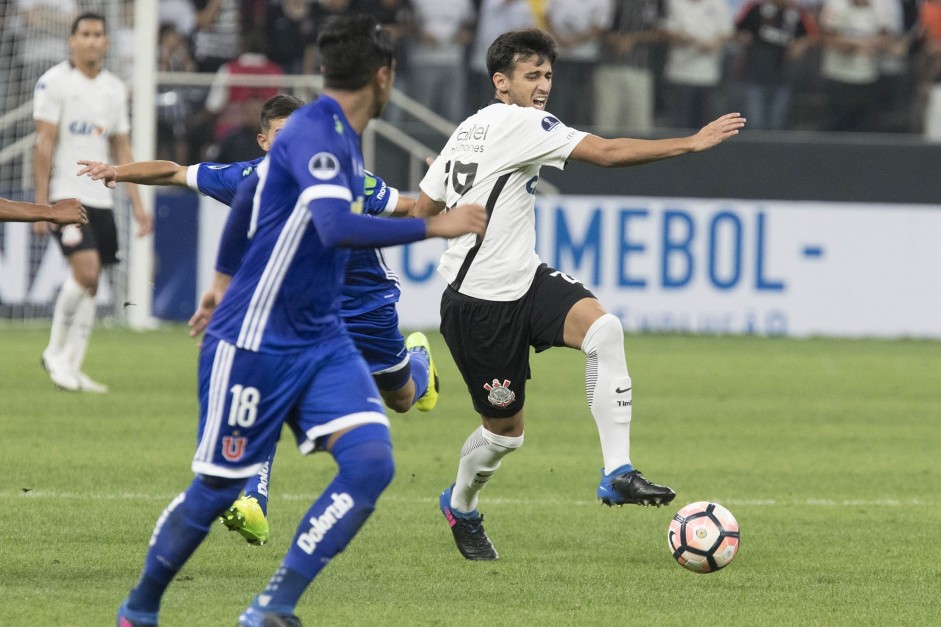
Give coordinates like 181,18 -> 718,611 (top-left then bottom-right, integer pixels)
483,378 -> 515,408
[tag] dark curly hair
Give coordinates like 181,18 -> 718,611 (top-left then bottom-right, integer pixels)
317,14 -> 395,91
486,29 -> 557,80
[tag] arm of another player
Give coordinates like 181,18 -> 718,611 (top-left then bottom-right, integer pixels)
189,173 -> 258,338
110,133 -> 154,236
410,192 -> 444,218
76,158 -> 188,189
367,191 -> 418,217
410,191 -> 446,218
189,271 -> 232,339
0,197 -> 87,225
32,120 -> 58,235
390,195 -> 416,216
313,195 -> 486,247
569,113 -> 746,167
362,170 -> 416,217
214,170 -> 258,276
409,192 -> 484,238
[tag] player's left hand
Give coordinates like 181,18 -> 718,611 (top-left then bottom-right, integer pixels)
691,113 -> 746,152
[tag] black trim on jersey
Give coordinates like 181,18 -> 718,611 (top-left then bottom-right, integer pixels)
450,172 -> 511,291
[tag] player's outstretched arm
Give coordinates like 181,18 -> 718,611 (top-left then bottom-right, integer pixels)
425,203 -> 487,239
688,113 -> 748,152
77,159 -> 188,189
569,113 -> 746,167
0,197 -> 87,225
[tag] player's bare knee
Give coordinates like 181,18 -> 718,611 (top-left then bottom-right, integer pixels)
381,388 -> 413,414
74,275 -> 99,295
482,412 -> 524,437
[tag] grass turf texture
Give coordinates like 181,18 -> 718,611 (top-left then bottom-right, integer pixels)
1,326 -> 939,625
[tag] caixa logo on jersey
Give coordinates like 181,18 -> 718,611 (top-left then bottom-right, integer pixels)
541,116 -> 561,132
69,120 -> 105,136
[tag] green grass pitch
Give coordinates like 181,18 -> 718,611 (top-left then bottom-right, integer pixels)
2,326 -> 939,625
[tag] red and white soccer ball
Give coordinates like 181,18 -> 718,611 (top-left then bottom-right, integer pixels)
667,501 -> 740,573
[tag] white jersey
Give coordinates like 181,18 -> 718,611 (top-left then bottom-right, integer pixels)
33,61 -> 130,208
420,103 -> 587,301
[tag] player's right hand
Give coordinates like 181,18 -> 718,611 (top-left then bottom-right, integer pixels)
188,287 -> 220,340
76,160 -> 119,189
425,203 -> 487,239
50,198 -> 88,226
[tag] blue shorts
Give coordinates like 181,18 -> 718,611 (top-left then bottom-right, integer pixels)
344,303 -> 410,391
191,334 -> 389,478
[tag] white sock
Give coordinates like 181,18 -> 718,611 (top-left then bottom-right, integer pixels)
47,277 -> 87,357
450,426 -> 524,513
582,313 -> 632,475
66,293 -> 96,372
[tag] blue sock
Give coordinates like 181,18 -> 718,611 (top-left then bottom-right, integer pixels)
244,446 -> 275,516
408,347 -> 430,406
605,463 -> 634,478
125,475 -> 244,614
253,424 -> 394,615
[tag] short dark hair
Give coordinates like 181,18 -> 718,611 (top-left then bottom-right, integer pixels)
71,12 -> 106,35
317,14 -> 394,91
260,94 -> 304,133
486,28 -> 557,79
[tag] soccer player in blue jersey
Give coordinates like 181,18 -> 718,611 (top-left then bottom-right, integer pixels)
80,94 -> 441,546
78,94 -> 301,203
116,14 -> 486,627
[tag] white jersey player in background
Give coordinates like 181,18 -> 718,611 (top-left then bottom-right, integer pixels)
413,28 -> 745,560
33,12 -> 152,393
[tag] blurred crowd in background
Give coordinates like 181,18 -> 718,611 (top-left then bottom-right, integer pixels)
5,0 -> 941,166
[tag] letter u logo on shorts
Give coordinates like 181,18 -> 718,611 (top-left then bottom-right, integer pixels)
222,436 -> 247,461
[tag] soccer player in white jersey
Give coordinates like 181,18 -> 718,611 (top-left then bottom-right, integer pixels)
116,15 -> 486,627
33,12 -> 153,394
413,28 -> 746,560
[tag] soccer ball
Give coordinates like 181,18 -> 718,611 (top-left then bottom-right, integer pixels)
667,501 -> 740,573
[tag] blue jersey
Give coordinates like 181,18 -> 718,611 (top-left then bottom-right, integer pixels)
187,158 -> 263,205
344,173 -> 401,315
212,157 -> 403,318
206,95 -> 426,352
189,157 -> 395,217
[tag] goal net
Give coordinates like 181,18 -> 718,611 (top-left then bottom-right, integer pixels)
0,1 -> 133,324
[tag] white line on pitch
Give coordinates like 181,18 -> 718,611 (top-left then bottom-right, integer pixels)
7,491 -> 931,507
